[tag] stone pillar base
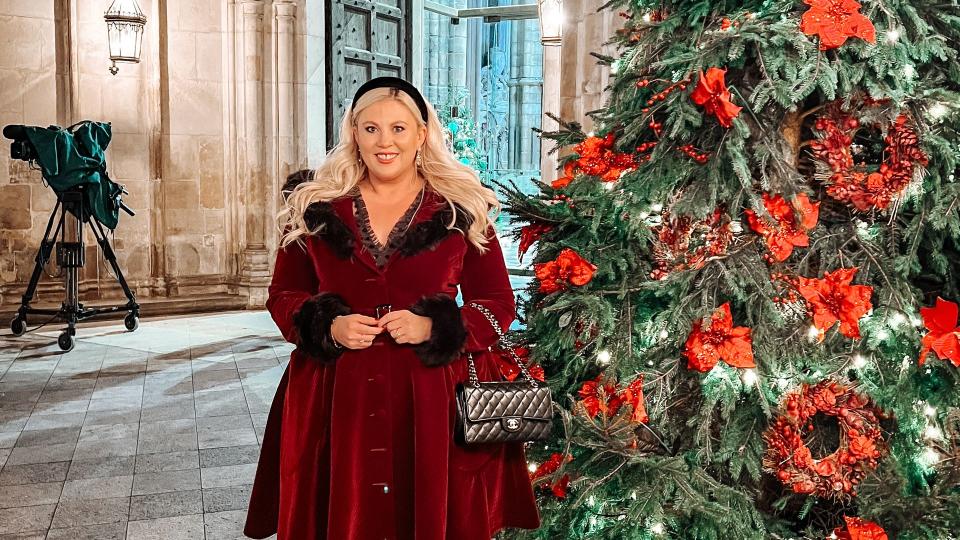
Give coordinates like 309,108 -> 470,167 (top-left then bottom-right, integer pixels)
239,246 -> 271,307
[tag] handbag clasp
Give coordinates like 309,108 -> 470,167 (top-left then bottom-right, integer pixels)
502,417 -> 522,432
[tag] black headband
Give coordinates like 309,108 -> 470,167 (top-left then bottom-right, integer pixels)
351,76 -> 428,123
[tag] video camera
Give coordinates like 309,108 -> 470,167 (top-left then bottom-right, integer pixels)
3,121 -> 135,226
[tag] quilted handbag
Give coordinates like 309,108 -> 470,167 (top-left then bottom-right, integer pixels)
454,302 -> 554,446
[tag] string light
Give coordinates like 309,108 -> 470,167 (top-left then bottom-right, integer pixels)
528,461 -> 538,473
924,425 -> 943,440
611,59 -> 622,74
597,349 -> 612,365
807,325 -> 821,342
904,64 -> 916,78
921,446 -> 940,466
885,28 -> 900,43
852,354 -> 868,369
659,329 -> 669,340
889,312 -> 906,328
929,102 -> 948,120
651,523 -> 665,535
924,404 -> 937,417
650,202 -> 663,212
742,368 -> 758,385
875,328 -> 889,340
642,12 -> 652,22
604,181 -> 616,190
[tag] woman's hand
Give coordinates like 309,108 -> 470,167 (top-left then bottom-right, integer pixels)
331,314 -> 383,349
377,310 -> 432,345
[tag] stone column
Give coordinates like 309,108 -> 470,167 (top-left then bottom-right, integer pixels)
238,0 -> 271,307
540,42 -> 561,184
275,1 -> 296,183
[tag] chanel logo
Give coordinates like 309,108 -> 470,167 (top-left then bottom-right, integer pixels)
503,417 -> 521,432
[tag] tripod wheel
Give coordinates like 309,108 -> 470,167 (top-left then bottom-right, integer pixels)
124,314 -> 139,332
10,316 -> 26,337
57,332 -> 75,352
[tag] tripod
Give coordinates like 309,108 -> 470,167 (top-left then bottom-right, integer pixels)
9,186 -> 140,352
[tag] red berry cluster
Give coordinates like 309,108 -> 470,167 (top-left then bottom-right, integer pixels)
636,79 -> 689,114
677,144 -> 710,164
650,208 -> 733,280
770,272 -> 801,304
763,381 -> 885,499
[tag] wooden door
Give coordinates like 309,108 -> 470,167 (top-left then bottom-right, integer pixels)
327,0 -> 411,149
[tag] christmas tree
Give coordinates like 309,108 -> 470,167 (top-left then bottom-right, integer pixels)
499,0 -> 960,537
436,87 -> 488,173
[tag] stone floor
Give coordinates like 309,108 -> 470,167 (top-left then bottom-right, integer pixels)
0,310 -> 287,539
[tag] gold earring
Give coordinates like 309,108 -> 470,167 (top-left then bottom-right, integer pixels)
416,149 -> 423,168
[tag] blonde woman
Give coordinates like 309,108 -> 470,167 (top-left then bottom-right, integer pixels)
244,77 -> 540,540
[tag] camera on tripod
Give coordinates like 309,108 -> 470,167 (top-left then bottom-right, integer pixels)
4,121 -> 140,352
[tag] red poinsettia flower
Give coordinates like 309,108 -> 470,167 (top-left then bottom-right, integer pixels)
518,223 -> 554,262
683,302 -> 756,372
552,160 -> 579,189
797,268 -> 873,339
800,0 -> 876,51
552,134 -> 638,188
577,375 -> 621,418
534,248 -> 597,294
620,377 -> 649,424
745,193 -> 820,262
495,346 -> 547,382
690,67 -> 742,128
530,452 -> 573,498
832,516 -> 888,540
918,297 -> 960,367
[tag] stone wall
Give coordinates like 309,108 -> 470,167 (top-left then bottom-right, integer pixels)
0,0 -> 318,317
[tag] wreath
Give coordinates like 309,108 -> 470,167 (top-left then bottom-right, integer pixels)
809,97 -> 928,212
763,380 -> 886,499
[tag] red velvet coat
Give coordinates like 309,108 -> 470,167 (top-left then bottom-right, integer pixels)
244,187 -> 541,539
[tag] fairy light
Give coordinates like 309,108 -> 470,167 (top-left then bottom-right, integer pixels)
924,425 -> 943,440
929,102 -> 948,120
588,495 -> 596,505
611,59 -> 622,74
630,490 -> 638,500
658,329 -> 669,340
742,368 -> 758,385
921,446 -> 940,466
852,354 -> 868,369
902,355 -> 912,369
651,523 -> 665,535
587,131 -> 595,138
807,325 -> 821,341
904,64 -> 916,78
528,461 -> 538,473
639,211 -> 650,219
924,404 -> 937,417
885,28 -> 900,43
889,312 -> 906,328
650,202 -> 664,212
597,349 -> 612,365
642,12 -> 652,22
875,328 -> 889,340
604,181 -> 616,190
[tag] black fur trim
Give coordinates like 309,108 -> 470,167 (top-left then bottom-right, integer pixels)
303,202 -> 355,259
281,169 -> 314,201
292,293 -> 352,361
397,204 -> 473,257
409,294 -> 467,367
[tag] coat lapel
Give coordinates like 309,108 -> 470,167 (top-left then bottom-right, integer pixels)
303,190 -> 473,273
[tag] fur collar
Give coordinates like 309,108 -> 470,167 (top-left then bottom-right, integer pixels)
302,196 -> 473,260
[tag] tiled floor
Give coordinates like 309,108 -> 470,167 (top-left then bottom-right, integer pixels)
0,310 -> 287,539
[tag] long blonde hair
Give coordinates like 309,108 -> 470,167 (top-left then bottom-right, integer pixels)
279,87 -> 500,251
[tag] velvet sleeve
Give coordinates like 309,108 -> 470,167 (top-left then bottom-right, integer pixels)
409,226 -> 515,366
266,239 -> 350,362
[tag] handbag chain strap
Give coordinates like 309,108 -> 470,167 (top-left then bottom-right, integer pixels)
465,301 -> 539,389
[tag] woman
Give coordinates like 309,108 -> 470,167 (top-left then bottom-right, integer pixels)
244,77 -> 541,540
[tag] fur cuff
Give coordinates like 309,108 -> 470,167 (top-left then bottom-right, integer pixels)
292,293 -> 351,362
410,294 -> 467,367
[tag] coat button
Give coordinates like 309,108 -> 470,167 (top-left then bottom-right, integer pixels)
383,484 -> 390,494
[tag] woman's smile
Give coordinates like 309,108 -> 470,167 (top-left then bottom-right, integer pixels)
375,152 -> 399,164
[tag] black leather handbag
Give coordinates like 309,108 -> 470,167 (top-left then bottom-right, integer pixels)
454,302 -> 554,446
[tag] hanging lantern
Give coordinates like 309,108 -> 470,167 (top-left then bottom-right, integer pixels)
538,0 -> 563,45
104,0 -> 147,75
